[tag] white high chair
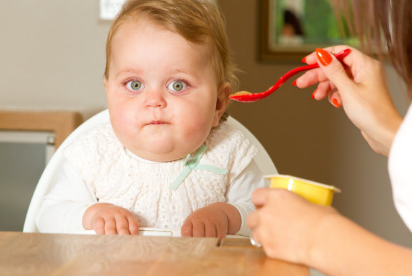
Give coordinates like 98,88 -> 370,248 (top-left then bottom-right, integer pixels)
23,109 -> 277,233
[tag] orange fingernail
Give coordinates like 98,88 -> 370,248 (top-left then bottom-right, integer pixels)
316,48 -> 332,66
292,80 -> 297,86
301,56 -> 307,63
332,98 -> 341,108
311,90 -> 316,99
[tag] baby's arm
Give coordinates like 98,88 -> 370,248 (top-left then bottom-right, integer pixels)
224,159 -> 266,236
36,160 -> 97,233
36,160 -> 140,234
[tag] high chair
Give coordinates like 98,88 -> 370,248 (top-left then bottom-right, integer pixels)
23,109 -> 277,233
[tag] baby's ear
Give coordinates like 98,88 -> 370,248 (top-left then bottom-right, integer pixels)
213,82 -> 231,127
103,78 -> 108,89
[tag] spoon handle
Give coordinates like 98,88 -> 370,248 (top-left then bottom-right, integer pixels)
230,48 -> 352,103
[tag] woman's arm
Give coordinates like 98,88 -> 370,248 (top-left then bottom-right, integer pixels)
247,188 -> 412,276
311,210 -> 412,276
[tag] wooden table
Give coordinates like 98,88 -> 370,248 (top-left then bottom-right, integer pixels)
0,231 -> 309,276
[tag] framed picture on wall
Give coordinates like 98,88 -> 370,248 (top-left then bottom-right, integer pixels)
259,0 -> 358,61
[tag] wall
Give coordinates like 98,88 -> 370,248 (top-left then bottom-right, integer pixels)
0,0 -> 411,246
0,0 -> 110,116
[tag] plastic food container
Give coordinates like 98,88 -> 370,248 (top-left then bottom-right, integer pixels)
264,174 -> 341,206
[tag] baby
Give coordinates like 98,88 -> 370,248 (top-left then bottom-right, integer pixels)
36,0 -> 265,238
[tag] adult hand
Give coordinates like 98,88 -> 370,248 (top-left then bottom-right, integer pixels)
83,203 -> 140,235
248,187 -> 412,275
295,46 -> 403,156
247,188 -> 339,264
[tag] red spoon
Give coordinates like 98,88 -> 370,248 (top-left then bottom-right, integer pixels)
229,49 -> 351,103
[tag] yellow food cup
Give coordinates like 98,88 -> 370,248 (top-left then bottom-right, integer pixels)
264,174 -> 341,206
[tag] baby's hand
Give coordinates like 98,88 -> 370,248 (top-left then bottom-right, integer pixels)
83,203 -> 140,235
181,203 -> 230,240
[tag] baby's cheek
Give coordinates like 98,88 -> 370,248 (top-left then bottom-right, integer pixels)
113,112 -> 139,133
111,118 -> 140,149
182,124 -> 210,147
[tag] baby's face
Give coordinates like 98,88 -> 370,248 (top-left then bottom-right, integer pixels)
104,20 -> 228,162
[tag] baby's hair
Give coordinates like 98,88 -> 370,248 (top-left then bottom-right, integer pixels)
104,0 -> 239,95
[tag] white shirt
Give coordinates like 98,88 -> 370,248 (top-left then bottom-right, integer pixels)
389,103 -> 412,232
36,122 -> 266,236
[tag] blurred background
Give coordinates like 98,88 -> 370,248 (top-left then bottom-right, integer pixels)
0,0 -> 410,247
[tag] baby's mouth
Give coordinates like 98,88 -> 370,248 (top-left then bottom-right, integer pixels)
147,120 -> 167,125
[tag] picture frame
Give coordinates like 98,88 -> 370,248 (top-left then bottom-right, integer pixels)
259,0 -> 357,62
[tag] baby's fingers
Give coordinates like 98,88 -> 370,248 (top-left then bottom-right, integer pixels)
93,216 -> 116,234
181,221 -> 194,237
115,216 -> 131,235
181,219 -> 206,237
128,216 -> 140,235
191,221 -> 205,237
93,217 -> 106,235
104,217 -> 117,235
115,214 -> 139,235
204,224 -> 217,238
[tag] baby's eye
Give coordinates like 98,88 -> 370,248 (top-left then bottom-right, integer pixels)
126,80 -> 144,91
168,81 -> 187,92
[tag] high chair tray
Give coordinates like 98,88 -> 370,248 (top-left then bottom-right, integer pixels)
74,227 -> 247,238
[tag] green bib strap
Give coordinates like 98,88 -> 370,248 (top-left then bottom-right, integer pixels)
170,145 -> 228,190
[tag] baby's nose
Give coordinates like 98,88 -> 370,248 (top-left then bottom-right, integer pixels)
144,88 -> 167,108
